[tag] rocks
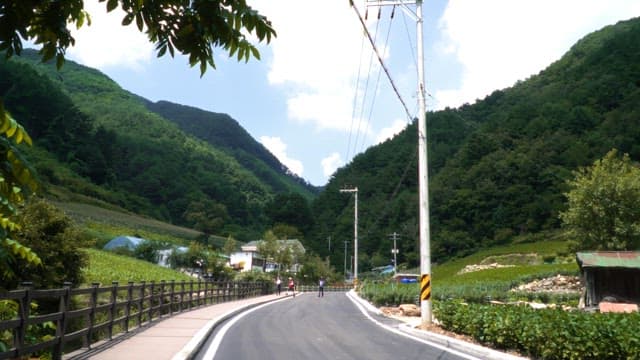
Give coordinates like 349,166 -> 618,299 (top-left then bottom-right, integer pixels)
457,262 -> 515,275
399,304 -> 421,316
511,274 -> 583,293
380,304 -> 421,317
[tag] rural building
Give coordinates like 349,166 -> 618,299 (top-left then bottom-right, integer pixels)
576,251 -> 640,308
229,239 -> 305,272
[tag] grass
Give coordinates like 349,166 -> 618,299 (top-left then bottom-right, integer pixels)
81,248 -> 194,286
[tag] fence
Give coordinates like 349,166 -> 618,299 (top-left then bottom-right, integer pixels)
0,280 -> 270,360
296,285 -> 353,292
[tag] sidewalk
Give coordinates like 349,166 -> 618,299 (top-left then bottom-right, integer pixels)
64,294 -> 286,360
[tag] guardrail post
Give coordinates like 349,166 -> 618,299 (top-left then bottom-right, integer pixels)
52,282 -> 72,360
125,281 -> 134,332
179,280 -> 185,312
85,283 -> 99,349
188,281 -> 193,310
108,282 -> 118,340
16,282 -> 33,357
159,280 -> 165,317
148,281 -> 155,322
169,280 -> 175,316
138,281 -> 145,327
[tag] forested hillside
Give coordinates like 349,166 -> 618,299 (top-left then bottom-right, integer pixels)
143,100 -> 316,200
0,50 -> 315,241
308,17 -> 640,270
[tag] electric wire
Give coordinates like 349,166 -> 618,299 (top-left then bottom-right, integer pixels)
359,9 -> 395,153
346,34 -> 368,163
350,1 -> 413,121
352,11 -> 380,157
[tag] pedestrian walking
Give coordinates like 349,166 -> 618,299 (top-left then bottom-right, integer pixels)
276,277 -> 282,295
287,277 -> 295,296
318,277 -> 325,297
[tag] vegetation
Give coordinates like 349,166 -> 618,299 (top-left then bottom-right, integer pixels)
560,149 -> 640,251
5,198 -> 91,289
308,17 -> 640,272
0,0 -> 276,74
0,101 -> 40,284
82,248 -> 193,285
437,302 -> 640,360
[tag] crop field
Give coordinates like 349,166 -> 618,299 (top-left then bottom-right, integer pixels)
82,248 -> 194,286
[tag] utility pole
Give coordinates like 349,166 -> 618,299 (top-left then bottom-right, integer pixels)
344,240 -> 350,279
340,187 -> 358,287
389,232 -> 399,273
361,0 -> 432,325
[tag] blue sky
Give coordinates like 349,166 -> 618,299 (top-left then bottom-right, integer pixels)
59,0 -> 640,186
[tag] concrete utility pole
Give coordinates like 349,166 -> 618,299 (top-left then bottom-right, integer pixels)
389,232 -> 399,273
363,0 -> 432,325
344,240 -> 349,279
340,187 -> 358,287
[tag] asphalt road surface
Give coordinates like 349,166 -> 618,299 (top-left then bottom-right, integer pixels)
195,292 -> 475,360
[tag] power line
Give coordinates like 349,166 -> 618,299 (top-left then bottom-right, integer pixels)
349,1 -> 413,121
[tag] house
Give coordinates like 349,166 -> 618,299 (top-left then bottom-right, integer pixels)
576,251 -> 640,308
229,239 -> 305,272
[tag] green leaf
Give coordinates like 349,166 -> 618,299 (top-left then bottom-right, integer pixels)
107,0 -> 118,12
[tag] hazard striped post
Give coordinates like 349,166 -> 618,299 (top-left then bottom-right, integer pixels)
420,274 -> 431,302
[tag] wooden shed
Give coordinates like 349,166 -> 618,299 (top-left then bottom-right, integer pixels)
576,251 -> 640,307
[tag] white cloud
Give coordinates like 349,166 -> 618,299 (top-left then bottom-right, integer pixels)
375,119 -> 407,144
66,1 -> 153,69
260,136 -> 304,177
434,0 -> 640,109
321,153 -> 344,178
253,0 -> 376,132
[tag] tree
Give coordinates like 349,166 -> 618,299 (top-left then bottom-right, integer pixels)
0,102 -> 40,284
222,235 -> 237,256
5,198 -> 89,290
560,149 -> 640,251
0,0 -> 276,74
183,199 -> 229,242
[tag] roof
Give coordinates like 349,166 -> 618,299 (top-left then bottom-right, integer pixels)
103,236 -> 145,250
576,251 -> 640,269
240,239 -> 305,253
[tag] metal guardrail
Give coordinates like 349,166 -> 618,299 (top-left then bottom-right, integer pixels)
0,280 -> 270,360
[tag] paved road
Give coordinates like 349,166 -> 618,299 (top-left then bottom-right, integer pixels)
195,292 -> 474,360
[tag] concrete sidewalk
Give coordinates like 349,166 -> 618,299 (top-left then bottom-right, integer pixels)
64,294 -> 287,360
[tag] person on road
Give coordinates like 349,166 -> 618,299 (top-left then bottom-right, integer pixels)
318,277 -> 325,297
287,277 -> 295,296
276,277 -> 282,295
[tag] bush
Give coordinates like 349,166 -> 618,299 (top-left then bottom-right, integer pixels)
3,198 -> 91,289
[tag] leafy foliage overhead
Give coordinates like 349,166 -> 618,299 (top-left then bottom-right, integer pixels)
0,0 -> 276,74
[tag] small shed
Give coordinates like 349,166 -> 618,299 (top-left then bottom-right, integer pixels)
576,251 -> 640,307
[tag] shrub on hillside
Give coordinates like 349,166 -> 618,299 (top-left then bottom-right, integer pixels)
4,198 -> 92,289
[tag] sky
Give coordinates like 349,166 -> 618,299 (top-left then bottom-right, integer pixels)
58,0 -> 640,186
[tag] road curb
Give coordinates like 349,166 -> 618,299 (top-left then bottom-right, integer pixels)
348,290 -> 528,360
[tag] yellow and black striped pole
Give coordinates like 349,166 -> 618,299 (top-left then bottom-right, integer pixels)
420,274 -> 431,302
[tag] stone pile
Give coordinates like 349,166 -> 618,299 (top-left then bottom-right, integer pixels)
457,262 -> 515,275
512,274 -> 583,293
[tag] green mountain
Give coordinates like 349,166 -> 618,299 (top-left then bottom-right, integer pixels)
0,50 -> 316,241
308,17 -> 640,270
142,100 -> 316,200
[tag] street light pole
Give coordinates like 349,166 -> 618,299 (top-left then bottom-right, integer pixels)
390,232 -> 399,273
340,187 -> 358,287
